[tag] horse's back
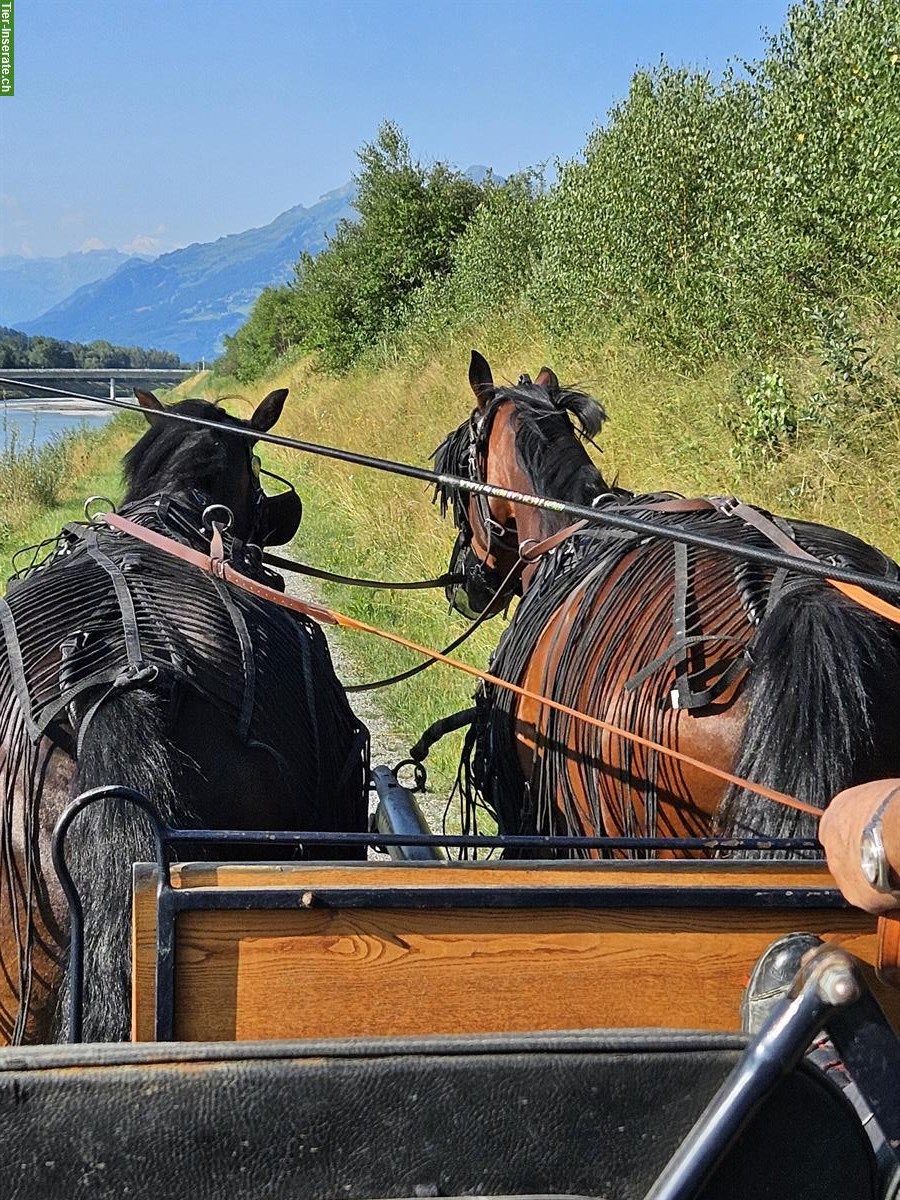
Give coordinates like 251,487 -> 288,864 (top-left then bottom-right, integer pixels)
467,499 -> 900,843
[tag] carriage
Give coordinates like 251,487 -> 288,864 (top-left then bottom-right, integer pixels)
2,770 -> 898,1200
1,366 -> 899,1199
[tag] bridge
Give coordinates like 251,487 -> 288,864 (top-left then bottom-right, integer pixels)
0,368 -> 199,405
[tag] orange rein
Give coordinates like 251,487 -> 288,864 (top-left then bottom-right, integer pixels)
828,579 -> 900,626
104,512 -> 821,820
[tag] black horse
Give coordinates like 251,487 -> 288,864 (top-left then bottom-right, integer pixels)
0,388 -> 368,1043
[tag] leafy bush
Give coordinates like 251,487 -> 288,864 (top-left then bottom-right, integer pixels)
394,172 -> 542,352
219,287 -> 303,382
721,370 -> 798,468
534,66 -> 768,357
223,1 -> 900,385
753,0 -> 900,312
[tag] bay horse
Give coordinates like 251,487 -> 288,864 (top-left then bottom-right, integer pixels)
0,388 -> 368,1043
435,351 -> 900,856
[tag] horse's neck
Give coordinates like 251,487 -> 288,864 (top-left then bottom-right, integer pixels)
516,497 -> 568,543
512,461 -> 607,541
121,489 -> 211,548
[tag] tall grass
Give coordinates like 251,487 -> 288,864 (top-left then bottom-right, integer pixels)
0,416 -> 141,584
0,421 -> 82,543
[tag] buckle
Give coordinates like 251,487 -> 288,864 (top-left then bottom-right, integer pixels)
716,496 -> 742,519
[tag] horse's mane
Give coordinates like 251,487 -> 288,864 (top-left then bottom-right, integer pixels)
504,382 -> 609,505
122,398 -> 247,502
433,381 -> 615,527
432,420 -> 471,525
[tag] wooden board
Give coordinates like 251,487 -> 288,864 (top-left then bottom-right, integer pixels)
132,860 -> 900,1042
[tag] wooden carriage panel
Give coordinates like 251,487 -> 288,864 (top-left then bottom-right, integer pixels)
132,861 -> 900,1042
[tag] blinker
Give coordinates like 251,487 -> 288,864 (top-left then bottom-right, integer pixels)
446,531 -> 504,619
256,467 -> 303,547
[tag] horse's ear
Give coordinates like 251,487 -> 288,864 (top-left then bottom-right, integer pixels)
134,388 -> 165,426
469,350 -> 495,408
250,388 -> 289,432
535,367 -> 560,398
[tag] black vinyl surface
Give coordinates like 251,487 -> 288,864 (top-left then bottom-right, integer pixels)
0,1030 -> 877,1200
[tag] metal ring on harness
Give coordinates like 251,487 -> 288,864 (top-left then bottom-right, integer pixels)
393,758 -> 428,793
201,504 -> 234,533
83,495 -> 117,523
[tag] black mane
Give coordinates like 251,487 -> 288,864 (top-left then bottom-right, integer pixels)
504,382 -> 608,504
433,419 -> 471,527
434,381 -> 619,530
122,398 -> 249,503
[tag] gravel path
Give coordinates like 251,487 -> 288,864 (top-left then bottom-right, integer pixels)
281,569 -> 448,834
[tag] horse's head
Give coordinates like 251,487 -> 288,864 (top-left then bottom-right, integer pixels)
434,351 -> 610,618
124,388 -> 302,546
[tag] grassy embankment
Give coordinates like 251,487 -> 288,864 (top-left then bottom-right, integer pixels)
0,413 -> 147,585
198,320 -> 900,795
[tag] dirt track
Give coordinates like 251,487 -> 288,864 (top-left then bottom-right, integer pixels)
280,568 -> 448,835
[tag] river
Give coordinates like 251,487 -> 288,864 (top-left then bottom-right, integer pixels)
0,403 -> 112,452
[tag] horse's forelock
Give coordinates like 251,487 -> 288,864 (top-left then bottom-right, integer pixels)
557,389 -> 607,440
494,380 -> 607,444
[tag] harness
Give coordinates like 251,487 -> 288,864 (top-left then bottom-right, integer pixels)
456,493 -> 900,847
0,492 -> 330,762
466,408 -> 518,560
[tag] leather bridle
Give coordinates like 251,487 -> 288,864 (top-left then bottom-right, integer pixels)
464,402 -> 518,565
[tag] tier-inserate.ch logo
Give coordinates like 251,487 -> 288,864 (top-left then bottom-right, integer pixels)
1,0 -> 13,98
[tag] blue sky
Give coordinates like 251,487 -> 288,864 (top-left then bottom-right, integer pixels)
0,0 -> 789,259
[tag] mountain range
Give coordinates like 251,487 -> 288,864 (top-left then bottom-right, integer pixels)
9,168 -> 490,362
0,249 -> 137,326
15,185 -> 355,361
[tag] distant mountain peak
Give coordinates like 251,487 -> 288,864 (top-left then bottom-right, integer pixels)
12,164 -> 495,360
18,187 -> 357,361
316,181 -> 356,205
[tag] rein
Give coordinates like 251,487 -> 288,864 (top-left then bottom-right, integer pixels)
101,510 -> 819,820
262,550 -> 463,593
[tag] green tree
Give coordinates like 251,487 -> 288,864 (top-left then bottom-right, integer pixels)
220,286 -> 304,382
292,121 -> 486,371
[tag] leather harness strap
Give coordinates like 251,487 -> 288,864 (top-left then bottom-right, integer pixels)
714,499 -> 900,627
713,497 -> 812,557
519,519 -> 590,562
102,510 -> 818,818
104,512 -> 338,625
643,494 -> 900,627
520,495 -> 900,712
262,551 -> 464,593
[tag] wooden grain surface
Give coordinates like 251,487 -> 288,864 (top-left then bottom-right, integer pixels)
132,860 -> 900,1042
135,858 -> 841,890
879,912 -> 900,988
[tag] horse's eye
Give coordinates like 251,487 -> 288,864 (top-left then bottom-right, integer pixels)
251,455 -> 261,478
